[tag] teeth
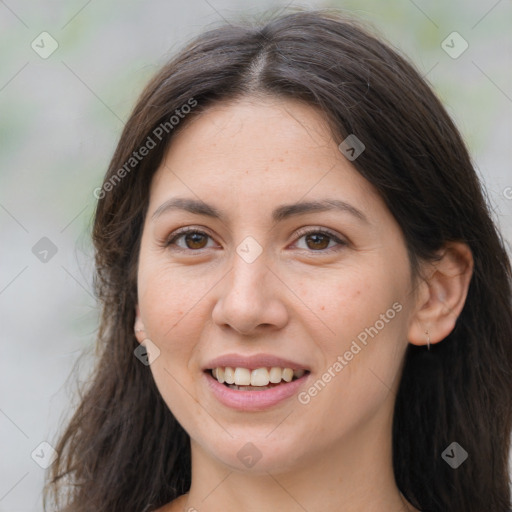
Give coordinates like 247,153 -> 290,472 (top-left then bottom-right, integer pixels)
234,367 -> 251,386
282,368 -> 293,382
210,366 -> 306,387
269,367 -> 282,383
251,368 -> 270,386
224,367 -> 235,384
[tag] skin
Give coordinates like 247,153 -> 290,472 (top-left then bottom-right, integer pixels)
134,96 -> 473,512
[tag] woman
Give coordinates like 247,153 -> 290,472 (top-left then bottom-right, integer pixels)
44,9 -> 512,512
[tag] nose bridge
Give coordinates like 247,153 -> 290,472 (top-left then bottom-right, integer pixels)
212,244 -> 289,333
227,248 -> 270,301
223,231 -> 268,292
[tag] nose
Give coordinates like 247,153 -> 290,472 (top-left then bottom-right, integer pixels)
211,254 -> 289,335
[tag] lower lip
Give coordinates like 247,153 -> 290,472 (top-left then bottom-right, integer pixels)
204,372 -> 309,411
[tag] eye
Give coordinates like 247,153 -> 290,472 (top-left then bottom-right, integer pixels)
166,228 -> 217,251
293,228 -> 347,252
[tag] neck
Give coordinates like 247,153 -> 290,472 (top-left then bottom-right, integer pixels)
181,411 -> 415,512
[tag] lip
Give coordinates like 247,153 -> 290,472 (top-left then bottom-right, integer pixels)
204,370 -> 310,411
203,353 -> 310,372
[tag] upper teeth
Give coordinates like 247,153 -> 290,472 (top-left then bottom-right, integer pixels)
212,367 -> 306,386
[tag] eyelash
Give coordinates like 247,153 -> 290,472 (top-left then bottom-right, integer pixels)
164,226 -> 348,254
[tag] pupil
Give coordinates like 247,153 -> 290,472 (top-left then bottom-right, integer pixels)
306,233 -> 329,250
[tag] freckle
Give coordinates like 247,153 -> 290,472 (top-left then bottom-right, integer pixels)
320,305 -> 325,311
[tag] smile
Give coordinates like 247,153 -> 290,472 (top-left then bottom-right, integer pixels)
210,366 -> 307,390
204,367 -> 310,410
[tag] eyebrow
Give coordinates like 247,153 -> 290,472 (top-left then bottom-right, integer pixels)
151,197 -> 369,224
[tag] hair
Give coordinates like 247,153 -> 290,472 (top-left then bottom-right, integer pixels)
44,9 -> 512,512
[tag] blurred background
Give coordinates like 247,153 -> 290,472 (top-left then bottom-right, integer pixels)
1,0 -> 511,510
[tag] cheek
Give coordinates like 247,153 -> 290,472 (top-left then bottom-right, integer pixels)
302,267 -> 394,341
303,264 -> 407,393
138,264 -> 210,425
138,260 -> 211,341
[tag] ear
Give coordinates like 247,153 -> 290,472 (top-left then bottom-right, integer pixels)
408,242 -> 473,347
134,304 -> 147,344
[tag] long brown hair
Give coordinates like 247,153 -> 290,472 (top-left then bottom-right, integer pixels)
44,9 -> 512,512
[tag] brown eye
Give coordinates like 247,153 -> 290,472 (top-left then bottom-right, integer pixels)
305,233 -> 330,250
166,229 -> 216,251
184,232 -> 208,249
294,228 -> 347,252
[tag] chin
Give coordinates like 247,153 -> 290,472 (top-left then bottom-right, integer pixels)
196,429 -> 311,474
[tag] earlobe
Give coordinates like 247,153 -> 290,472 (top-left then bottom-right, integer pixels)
408,242 -> 473,348
134,304 -> 146,344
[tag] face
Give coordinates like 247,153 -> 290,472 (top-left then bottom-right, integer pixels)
135,96 -> 417,474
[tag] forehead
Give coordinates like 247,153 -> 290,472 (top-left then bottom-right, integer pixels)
147,97 -> 384,221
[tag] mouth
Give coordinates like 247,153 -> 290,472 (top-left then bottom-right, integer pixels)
203,365 -> 310,410
207,366 -> 309,391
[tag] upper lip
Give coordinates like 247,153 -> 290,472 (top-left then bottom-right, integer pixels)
203,353 -> 310,371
